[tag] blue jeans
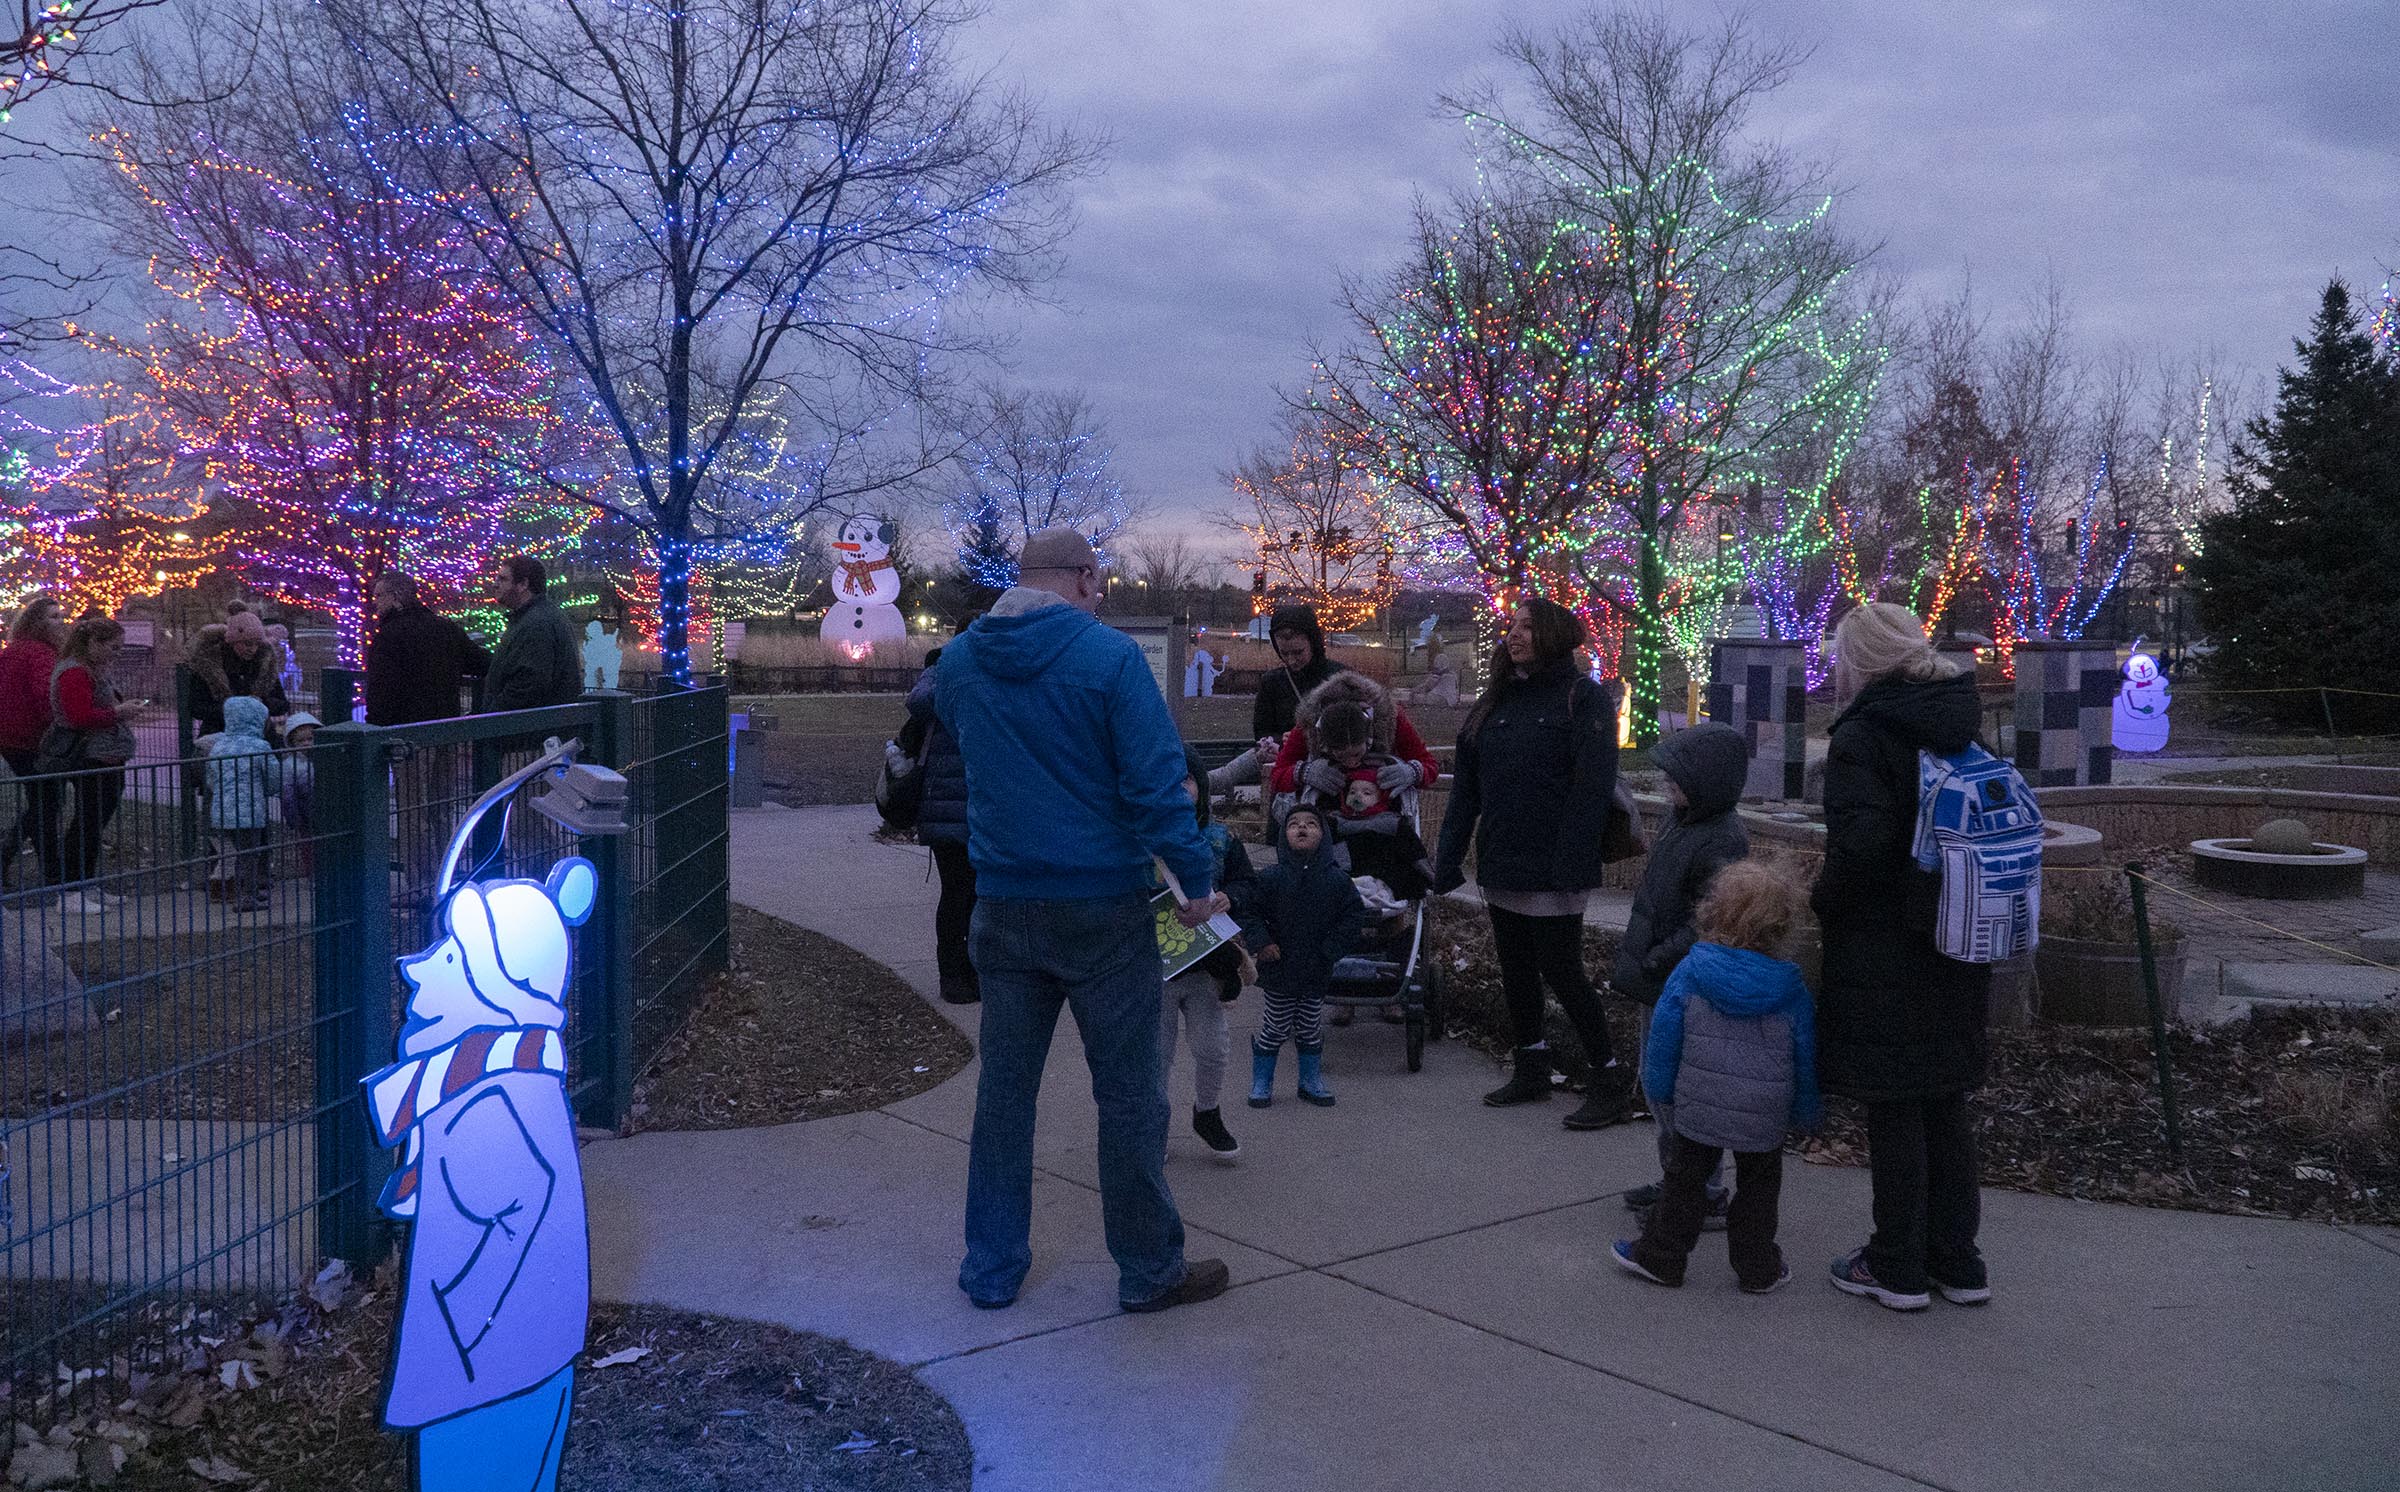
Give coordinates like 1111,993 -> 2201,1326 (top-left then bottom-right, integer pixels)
962,892 -> 1186,1306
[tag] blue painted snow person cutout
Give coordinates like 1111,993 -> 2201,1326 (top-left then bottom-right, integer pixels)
364,847 -> 598,1492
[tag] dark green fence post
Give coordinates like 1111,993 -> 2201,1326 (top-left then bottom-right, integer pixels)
697,684 -> 731,976
580,692 -> 637,1130
321,666 -> 357,725
312,722 -> 394,1266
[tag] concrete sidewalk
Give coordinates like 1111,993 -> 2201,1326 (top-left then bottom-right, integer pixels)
581,805 -> 2400,1492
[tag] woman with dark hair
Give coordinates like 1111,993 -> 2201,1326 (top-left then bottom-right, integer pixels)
0,593 -> 68,882
1432,598 -> 1634,1128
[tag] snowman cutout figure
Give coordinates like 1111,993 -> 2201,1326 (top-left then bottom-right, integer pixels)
583,619 -> 622,690
2111,642 -> 2172,753
363,834 -> 599,1491
829,514 -> 908,661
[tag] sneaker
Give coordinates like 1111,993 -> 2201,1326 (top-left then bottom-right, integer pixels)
1609,1240 -> 1680,1287
1740,1260 -> 1793,1295
67,892 -> 117,916
1123,1258 -> 1231,1314
1622,1181 -> 1663,1211
1191,1107 -> 1241,1162
1829,1249 -> 1931,1312
1930,1273 -> 1993,1306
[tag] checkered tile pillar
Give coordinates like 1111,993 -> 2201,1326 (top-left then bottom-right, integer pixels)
2010,639 -> 2119,787
1703,638 -> 1806,801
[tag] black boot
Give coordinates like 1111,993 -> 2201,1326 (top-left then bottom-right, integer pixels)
1563,1066 -> 1636,1130
1483,1046 -> 1553,1106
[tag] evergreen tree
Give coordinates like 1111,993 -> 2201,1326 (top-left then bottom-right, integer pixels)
2191,281 -> 2400,729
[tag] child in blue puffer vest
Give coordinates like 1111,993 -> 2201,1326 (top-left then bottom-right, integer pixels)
207,695 -> 283,911
1613,860 -> 1820,1294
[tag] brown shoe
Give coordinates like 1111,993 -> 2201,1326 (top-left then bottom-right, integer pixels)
1122,1258 -> 1231,1314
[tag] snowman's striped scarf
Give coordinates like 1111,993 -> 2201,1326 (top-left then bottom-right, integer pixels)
362,1026 -> 566,1220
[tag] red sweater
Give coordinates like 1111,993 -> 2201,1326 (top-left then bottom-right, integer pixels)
0,639 -> 58,752
1267,710 -> 1442,795
53,664 -> 116,730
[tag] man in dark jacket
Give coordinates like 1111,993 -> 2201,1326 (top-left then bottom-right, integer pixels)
934,527 -> 1229,1316
1612,720 -> 1751,1216
483,557 -> 584,715
1814,660 -> 1992,1311
365,571 -> 489,726
1207,602 -> 1346,794
904,644 -> 977,1003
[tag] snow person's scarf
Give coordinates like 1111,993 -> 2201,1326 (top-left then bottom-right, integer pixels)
836,555 -> 894,597
363,1026 -> 566,1219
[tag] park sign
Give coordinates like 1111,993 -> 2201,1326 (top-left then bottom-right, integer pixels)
1106,615 -> 1189,724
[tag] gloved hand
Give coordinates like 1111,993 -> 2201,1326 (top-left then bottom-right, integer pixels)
1373,760 -> 1421,793
1302,758 -> 1348,797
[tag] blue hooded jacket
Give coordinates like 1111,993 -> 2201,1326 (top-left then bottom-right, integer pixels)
1643,941 -> 1823,1146
206,694 -> 284,831
935,596 -> 1213,901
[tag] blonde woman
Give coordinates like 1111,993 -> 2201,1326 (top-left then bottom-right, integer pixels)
1814,603 -> 1992,1313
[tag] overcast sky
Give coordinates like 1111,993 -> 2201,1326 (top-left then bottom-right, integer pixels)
955,0 -> 2400,559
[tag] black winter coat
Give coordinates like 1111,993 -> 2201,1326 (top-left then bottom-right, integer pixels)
905,667 -> 968,847
1246,839 -> 1364,997
1432,662 -> 1617,896
485,598 -> 584,715
1812,672 -> 1992,1101
365,605 -> 489,726
1613,722 -> 1751,1005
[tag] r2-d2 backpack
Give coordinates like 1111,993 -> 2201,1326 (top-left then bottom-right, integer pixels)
1910,745 -> 2044,963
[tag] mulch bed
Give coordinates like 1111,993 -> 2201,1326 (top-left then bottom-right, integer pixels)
5,1265 -> 971,1491
628,905 -> 970,1132
1424,900 -> 2400,1225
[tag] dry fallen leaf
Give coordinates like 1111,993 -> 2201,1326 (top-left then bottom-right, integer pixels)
186,1454 -> 255,1485
588,1347 -> 653,1370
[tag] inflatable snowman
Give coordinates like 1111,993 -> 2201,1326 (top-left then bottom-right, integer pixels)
828,514 -> 908,661
2111,644 -> 2172,753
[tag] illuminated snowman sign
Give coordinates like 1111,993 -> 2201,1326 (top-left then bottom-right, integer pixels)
2111,640 -> 2172,753
362,742 -> 622,1492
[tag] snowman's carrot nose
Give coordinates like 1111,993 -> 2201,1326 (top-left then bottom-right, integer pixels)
834,542 -> 861,552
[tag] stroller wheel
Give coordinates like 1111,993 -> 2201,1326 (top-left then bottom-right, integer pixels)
1405,1012 -> 1425,1072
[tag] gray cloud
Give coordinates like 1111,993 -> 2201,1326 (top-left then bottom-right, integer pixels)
961,0 -> 2400,552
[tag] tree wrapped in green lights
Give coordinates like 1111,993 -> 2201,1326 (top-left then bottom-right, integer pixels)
1448,10 -> 1882,740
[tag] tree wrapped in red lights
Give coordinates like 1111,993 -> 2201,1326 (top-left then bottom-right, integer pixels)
1226,416 -> 1396,633
1316,200 -> 1641,653
90,30 -> 578,661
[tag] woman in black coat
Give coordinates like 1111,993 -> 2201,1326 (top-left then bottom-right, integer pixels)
1814,602 -> 1993,1313
1432,598 -> 1633,1128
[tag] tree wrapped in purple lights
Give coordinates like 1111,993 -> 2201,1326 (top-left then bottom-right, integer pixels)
88,39 -> 579,660
1977,455 -> 2134,669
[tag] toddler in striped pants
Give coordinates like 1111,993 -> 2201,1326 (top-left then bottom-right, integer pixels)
1246,805 -> 1365,1109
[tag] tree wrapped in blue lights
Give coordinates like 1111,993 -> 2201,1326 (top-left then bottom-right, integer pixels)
343,0 -> 1095,683
942,389 -> 1130,590
1978,455 -> 2134,665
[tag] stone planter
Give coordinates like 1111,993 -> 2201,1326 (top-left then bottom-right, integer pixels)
2036,934 -> 2185,1027
2190,838 -> 2368,900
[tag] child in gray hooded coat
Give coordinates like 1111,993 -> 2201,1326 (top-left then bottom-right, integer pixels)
1613,721 -> 1751,1218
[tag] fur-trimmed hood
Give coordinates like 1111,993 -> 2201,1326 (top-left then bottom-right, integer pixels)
1295,670 -> 1398,754
188,626 -> 290,704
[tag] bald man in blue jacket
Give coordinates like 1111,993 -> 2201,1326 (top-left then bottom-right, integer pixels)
935,527 -> 1232,1315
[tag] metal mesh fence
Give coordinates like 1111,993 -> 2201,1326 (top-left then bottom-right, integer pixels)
2,686 -> 729,1416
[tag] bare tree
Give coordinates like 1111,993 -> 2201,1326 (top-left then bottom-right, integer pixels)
1122,531 -> 1205,600
941,386 -> 1134,587
2,0 -> 169,123
339,0 -> 1095,680
1452,6 -> 1881,739
1224,412 -> 1395,632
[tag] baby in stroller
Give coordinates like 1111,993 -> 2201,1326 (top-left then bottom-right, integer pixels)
1294,699 -> 1435,905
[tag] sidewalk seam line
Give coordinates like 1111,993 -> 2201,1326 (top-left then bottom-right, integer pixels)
1329,1272 -> 1962,1492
